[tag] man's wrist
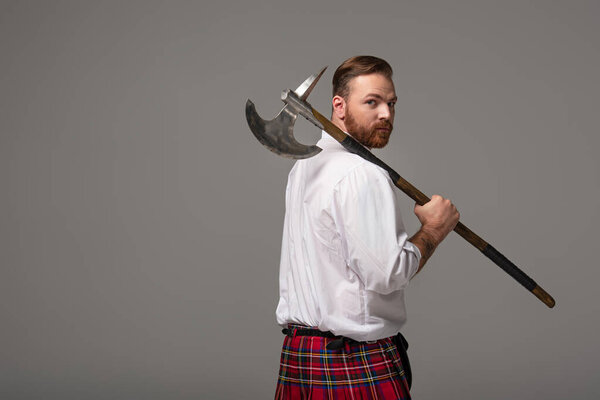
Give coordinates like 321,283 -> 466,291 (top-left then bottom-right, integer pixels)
418,225 -> 446,247
409,226 -> 441,273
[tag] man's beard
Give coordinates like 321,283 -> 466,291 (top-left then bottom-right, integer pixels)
345,108 -> 393,149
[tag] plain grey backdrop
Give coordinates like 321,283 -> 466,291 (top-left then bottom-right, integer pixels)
1,1 -> 599,399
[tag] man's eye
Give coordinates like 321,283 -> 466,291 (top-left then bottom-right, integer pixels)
366,100 -> 376,105
388,102 -> 396,107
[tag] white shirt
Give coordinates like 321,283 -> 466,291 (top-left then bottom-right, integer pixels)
276,131 -> 422,341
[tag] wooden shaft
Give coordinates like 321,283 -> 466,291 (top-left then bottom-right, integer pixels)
532,285 -> 556,308
311,107 -> 555,308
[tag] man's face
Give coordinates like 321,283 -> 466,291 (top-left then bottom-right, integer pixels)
343,73 -> 396,149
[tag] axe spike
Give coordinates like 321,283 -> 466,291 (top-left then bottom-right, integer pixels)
297,66 -> 327,100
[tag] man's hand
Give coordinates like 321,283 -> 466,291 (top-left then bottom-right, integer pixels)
410,195 -> 460,274
414,195 -> 460,243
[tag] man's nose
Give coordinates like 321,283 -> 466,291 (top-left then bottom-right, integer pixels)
378,104 -> 392,120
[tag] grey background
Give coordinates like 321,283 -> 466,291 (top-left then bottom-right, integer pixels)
1,1 -> 599,399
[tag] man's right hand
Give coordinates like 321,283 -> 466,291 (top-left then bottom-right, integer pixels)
409,195 -> 460,274
414,195 -> 460,244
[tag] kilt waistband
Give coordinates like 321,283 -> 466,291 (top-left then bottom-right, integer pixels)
281,326 -> 336,338
282,324 -> 371,350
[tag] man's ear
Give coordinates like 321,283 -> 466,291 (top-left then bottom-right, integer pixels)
332,95 -> 346,120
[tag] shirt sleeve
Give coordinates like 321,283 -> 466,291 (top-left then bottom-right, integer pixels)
331,161 -> 421,294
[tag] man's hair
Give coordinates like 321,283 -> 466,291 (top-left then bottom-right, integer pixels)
332,56 -> 393,99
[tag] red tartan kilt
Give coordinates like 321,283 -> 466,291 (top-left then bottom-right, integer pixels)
275,329 -> 411,399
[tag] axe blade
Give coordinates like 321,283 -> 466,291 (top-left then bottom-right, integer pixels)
245,100 -> 322,159
245,66 -> 328,159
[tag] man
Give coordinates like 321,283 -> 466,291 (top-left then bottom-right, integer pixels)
275,56 -> 459,399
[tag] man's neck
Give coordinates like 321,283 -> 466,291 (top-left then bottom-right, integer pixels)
330,115 -> 347,134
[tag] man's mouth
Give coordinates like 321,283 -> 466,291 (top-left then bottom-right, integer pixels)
374,122 -> 392,133
375,127 -> 391,134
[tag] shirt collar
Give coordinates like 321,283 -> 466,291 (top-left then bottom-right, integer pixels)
316,130 -> 345,151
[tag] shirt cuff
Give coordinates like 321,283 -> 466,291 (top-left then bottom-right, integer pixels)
404,240 -> 422,280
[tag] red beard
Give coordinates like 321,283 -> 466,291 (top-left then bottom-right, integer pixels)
345,109 -> 393,149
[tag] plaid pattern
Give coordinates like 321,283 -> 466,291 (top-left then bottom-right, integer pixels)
275,325 -> 411,399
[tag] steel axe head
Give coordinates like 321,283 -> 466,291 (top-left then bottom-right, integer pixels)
245,66 -> 327,159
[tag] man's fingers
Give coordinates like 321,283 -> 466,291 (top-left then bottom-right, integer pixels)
414,194 -> 459,224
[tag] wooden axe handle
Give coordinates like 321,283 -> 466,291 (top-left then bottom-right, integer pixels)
311,107 -> 556,308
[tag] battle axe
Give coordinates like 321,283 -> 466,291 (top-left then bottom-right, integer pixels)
245,67 -> 555,308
